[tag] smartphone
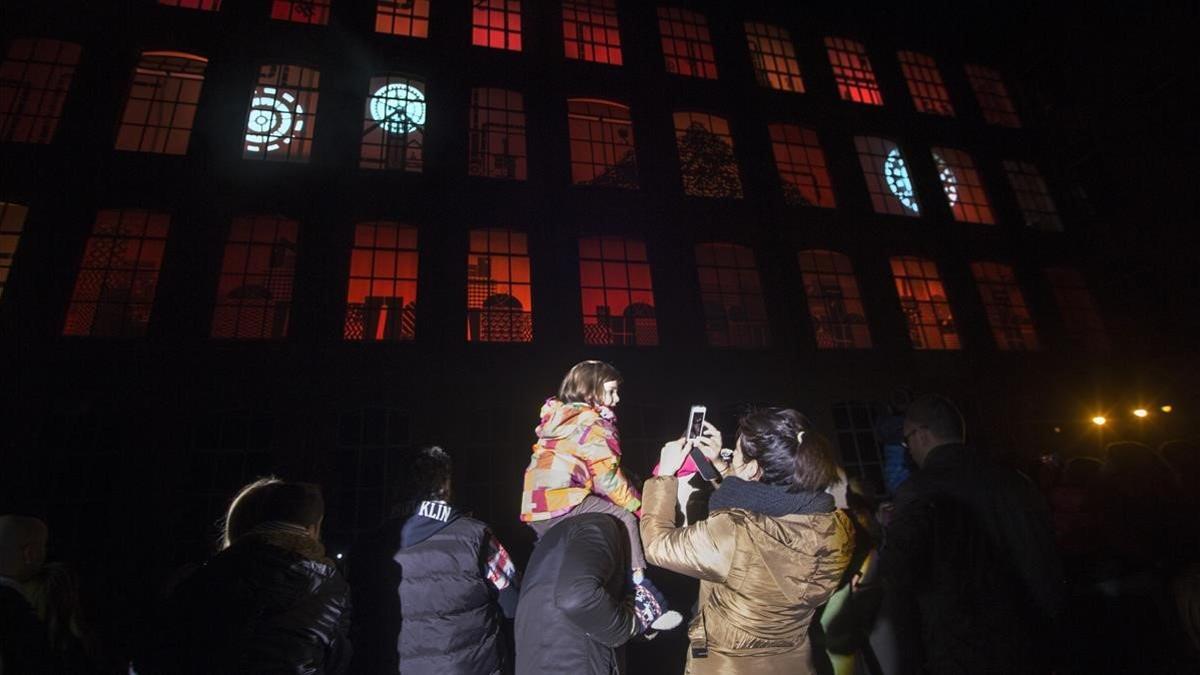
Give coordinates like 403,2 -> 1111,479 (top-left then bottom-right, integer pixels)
685,405 -> 721,482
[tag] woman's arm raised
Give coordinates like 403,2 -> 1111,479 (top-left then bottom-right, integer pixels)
639,472 -> 736,583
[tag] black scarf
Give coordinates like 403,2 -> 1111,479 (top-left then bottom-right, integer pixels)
708,476 -> 834,517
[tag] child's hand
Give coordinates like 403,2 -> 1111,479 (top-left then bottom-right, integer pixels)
656,437 -> 688,476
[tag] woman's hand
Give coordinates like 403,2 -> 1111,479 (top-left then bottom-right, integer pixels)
693,421 -> 723,460
657,437 -> 689,477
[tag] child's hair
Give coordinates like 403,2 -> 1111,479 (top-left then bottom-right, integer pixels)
557,360 -> 622,405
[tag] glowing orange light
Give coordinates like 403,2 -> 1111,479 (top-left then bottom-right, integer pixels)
1132,409 -> 1148,418
1091,416 -> 1107,426
1161,405 -> 1173,413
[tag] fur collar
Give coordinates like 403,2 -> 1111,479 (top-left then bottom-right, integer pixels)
237,528 -> 331,565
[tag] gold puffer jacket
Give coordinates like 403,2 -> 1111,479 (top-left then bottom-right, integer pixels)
641,476 -> 854,674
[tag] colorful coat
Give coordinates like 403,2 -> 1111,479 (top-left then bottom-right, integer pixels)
520,398 -> 642,522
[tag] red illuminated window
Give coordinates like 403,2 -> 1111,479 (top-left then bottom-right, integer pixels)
115,52 -> 207,155
469,87 -> 526,180
272,0 -> 331,25
376,0 -> 431,37
563,0 -> 622,65
243,64 -> 319,163
344,221 -> 418,341
1003,160 -> 1062,231
212,215 -> 298,339
567,98 -> 637,188
158,0 -> 222,9
797,250 -> 871,349
855,136 -> 919,217
0,202 -> 30,301
824,37 -> 883,106
695,243 -> 768,348
63,209 -> 169,338
897,50 -> 954,116
890,256 -> 960,350
965,64 -> 1020,128
1045,267 -> 1108,351
0,38 -> 81,144
579,236 -> 656,346
931,147 -> 994,224
361,74 -> 425,172
467,229 -> 532,342
473,0 -> 522,51
971,262 -> 1038,350
744,22 -> 804,93
768,123 -> 834,208
674,111 -> 742,198
657,7 -> 717,79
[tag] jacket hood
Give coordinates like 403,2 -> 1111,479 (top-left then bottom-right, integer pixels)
400,500 -> 463,548
741,509 -> 854,606
534,398 -> 613,441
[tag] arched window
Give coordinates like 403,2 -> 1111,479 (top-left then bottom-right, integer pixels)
0,38 -> 81,144
212,215 -> 298,339
0,202 -> 30,301
971,262 -> 1038,350
376,0 -> 431,37
965,64 -> 1020,128
695,243 -> 768,348
898,51 -> 954,116
579,236 -> 656,346
344,221 -> 418,341
674,111 -> 742,198
797,250 -> 871,349
467,229 -> 532,342
1045,267 -> 1107,351
272,0 -> 332,25
469,88 -> 526,180
890,256 -> 959,350
744,22 -> 804,92
767,123 -> 835,208
472,0 -> 522,51
657,7 -> 717,79
361,74 -> 425,172
931,147 -> 994,224
854,136 -> 919,216
824,37 -> 883,105
567,99 -> 638,188
115,51 -> 208,155
563,0 -> 622,65
1004,161 -> 1061,231
243,64 -> 319,163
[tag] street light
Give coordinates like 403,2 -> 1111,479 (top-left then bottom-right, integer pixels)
1161,404 -> 1173,413
1091,415 -> 1107,426
1132,408 -> 1149,418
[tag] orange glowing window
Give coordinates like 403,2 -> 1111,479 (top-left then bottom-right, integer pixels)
824,37 -> 883,106
0,202 -> 30,301
855,136 -> 919,217
1003,160 -> 1062,231
1045,267 -> 1108,351
674,111 -> 742,199
360,74 -> 425,172
932,147 -> 994,224
797,250 -> 871,349
212,215 -> 298,339
243,64 -> 319,163
63,209 -> 169,338
158,0 -> 222,9
695,243 -> 769,349
115,52 -> 207,155
965,64 -> 1020,128
567,98 -> 638,188
0,38 -> 81,144
890,256 -> 960,350
898,50 -> 954,116
473,0 -> 522,51
744,22 -> 804,93
657,7 -> 717,79
344,221 -> 418,342
376,0 -> 431,37
467,229 -> 532,342
768,123 -> 834,208
272,0 -> 331,25
563,0 -> 623,65
469,87 -> 526,180
971,262 -> 1039,350
579,236 -> 656,346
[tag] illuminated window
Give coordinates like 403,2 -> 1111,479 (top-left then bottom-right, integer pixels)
579,236 -> 656,346
797,250 -> 871,349
563,0 -> 622,65
114,52 -> 207,155
768,123 -> 834,208
744,22 -> 804,93
1045,267 -> 1108,351
467,229 -> 532,342
855,136 -> 919,217
824,37 -> 883,106
695,243 -> 768,348
271,0 -> 331,25
567,98 -> 637,188
657,7 -> 717,79
1003,160 -> 1062,231
965,64 -> 1020,128
473,0 -> 522,51
344,221 -> 418,342
971,262 -> 1038,350
158,0 -> 222,9
931,147 -> 994,224
0,38 -> 81,144
890,256 -> 960,350
212,215 -> 298,339
376,0 -> 431,37
674,111 -> 742,199
360,74 -> 425,172
63,209 -> 169,338
897,50 -> 954,116
0,202 -> 30,301
243,64 -> 319,163
468,87 -> 526,180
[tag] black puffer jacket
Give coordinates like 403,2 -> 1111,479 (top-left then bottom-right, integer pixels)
515,513 -> 635,675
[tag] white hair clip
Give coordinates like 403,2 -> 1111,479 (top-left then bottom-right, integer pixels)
796,430 -> 806,445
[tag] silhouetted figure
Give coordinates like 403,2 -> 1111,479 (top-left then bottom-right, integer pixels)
0,514 -> 57,674
23,561 -> 106,673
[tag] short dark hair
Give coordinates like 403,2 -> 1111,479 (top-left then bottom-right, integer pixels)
225,479 -> 324,546
904,394 -> 965,441
393,446 -> 453,511
737,408 -> 839,492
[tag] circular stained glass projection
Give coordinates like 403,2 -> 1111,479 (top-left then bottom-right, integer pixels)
932,152 -> 959,206
245,87 -> 305,153
884,147 -> 919,213
370,83 -> 426,134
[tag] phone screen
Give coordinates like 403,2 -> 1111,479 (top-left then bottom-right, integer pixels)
687,409 -> 705,441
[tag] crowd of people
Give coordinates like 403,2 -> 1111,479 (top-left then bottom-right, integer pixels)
2,360 -> 1198,674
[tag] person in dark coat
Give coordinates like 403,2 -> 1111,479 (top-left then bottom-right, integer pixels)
0,514 -> 57,674
878,395 -> 1063,674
